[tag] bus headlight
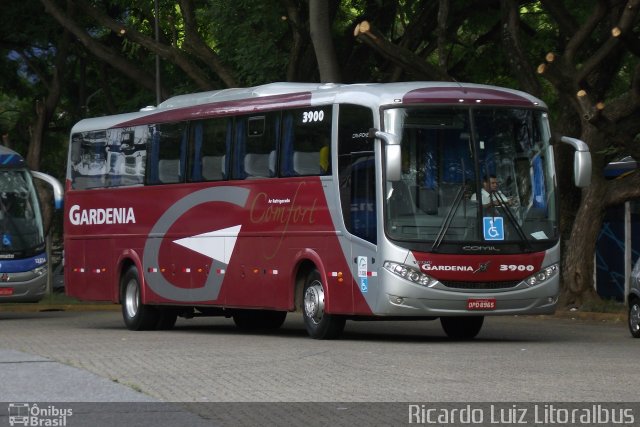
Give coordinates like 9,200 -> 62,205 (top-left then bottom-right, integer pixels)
33,265 -> 47,276
524,264 -> 558,287
383,261 -> 437,287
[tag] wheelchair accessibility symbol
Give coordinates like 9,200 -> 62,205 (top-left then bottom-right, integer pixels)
483,217 -> 504,240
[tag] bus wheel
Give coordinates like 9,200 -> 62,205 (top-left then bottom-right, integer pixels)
440,316 -> 484,340
156,308 -> 179,330
233,310 -> 287,330
121,266 -> 159,331
302,270 -> 345,340
628,298 -> 640,338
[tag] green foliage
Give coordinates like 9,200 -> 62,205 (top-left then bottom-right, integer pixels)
203,0 -> 291,85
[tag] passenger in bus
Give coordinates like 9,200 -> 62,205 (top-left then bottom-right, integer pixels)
319,137 -> 330,173
470,174 -> 513,207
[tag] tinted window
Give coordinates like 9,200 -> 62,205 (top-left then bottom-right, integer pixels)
147,122 -> 188,184
70,131 -> 108,190
189,118 -> 230,182
338,104 -> 376,243
281,106 -> 332,176
233,112 -> 279,179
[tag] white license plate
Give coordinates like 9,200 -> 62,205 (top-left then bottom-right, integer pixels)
467,298 -> 496,311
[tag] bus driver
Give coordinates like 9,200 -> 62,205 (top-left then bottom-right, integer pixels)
470,174 -> 513,208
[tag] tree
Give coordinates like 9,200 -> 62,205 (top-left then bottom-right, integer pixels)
309,0 -> 342,82
536,0 -> 640,304
353,0 -> 640,305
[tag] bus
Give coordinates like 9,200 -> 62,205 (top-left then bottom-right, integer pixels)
0,146 -> 63,302
64,82 -> 590,339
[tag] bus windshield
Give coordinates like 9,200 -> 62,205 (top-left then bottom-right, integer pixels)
0,170 -> 45,254
384,106 -> 557,249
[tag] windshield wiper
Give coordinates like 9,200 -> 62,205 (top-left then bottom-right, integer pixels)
431,185 -> 466,252
490,192 -> 533,251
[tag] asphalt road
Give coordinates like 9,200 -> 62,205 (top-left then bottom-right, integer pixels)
0,307 -> 636,426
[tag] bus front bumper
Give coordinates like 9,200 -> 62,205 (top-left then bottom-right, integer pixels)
374,269 -> 559,316
0,273 -> 48,303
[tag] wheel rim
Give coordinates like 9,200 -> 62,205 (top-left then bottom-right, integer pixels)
124,278 -> 140,319
304,280 -> 325,325
630,303 -> 640,334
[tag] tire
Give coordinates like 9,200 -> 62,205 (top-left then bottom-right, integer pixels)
233,310 -> 287,330
302,269 -> 345,340
156,308 -> 179,330
121,266 -> 159,331
440,316 -> 484,340
628,298 -> 640,338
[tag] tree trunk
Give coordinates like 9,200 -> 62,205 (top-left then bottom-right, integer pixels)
309,0 -> 341,83
26,31 -> 69,170
561,177 -> 607,305
25,32 -> 69,236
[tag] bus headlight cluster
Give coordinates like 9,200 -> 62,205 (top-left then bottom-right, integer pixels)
524,264 -> 558,287
383,261 -> 436,287
33,265 -> 47,276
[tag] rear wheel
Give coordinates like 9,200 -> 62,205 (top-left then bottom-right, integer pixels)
302,270 -> 345,339
440,316 -> 484,340
156,308 -> 179,330
121,266 -> 159,331
628,298 -> 640,338
233,310 -> 287,330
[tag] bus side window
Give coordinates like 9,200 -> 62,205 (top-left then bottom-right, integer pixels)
234,113 -> 279,179
70,131 -> 108,190
147,122 -> 188,185
189,118 -> 229,182
281,106 -> 332,176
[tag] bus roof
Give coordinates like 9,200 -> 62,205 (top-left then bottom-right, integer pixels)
71,82 -> 547,132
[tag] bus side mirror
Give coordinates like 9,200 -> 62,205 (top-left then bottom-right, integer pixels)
32,171 -> 64,209
369,128 -> 401,181
561,136 -> 591,188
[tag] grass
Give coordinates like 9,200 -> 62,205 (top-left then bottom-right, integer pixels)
38,292 -> 83,305
577,298 -> 626,313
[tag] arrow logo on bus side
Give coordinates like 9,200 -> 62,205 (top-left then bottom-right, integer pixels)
173,225 -> 242,265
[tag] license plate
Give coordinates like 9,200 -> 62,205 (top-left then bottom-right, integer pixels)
0,288 -> 13,296
467,298 -> 496,311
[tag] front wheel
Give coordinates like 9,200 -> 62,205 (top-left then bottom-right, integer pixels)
302,270 -> 345,340
121,266 -> 159,331
440,316 -> 484,340
629,299 -> 640,338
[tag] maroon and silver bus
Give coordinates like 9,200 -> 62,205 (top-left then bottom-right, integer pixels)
64,82 -> 590,339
